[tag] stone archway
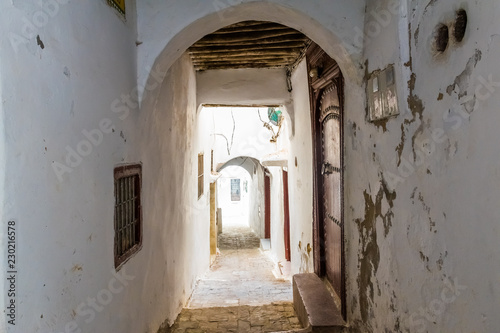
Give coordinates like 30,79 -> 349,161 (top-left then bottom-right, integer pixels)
138,1 -> 365,108
137,2 -> 368,328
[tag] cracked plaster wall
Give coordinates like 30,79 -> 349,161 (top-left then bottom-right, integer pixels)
347,0 -> 500,331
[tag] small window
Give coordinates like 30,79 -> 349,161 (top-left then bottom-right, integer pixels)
114,164 -> 142,268
231,179 -> 241,201
198,153 -> 204,199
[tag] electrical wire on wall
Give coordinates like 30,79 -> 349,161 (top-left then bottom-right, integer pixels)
212,107 -> 236,155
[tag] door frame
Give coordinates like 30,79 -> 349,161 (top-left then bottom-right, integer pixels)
264,173 -> 271,239
307,43 -> 346,319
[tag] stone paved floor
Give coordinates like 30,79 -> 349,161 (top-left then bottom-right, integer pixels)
188,225 -> 292,308
163,223 -> 302,332
164,303 -> 302,333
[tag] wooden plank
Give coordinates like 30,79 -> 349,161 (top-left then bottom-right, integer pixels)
192,58 -> 297,66
194,63 -> 288,70
188,42 -> 307,53
212,23 -> 293,34
224,21 -> 266,28
190,51 -> 301,59
194,31 -> 304,44
188,20 -> 310,71
192,36 -> 308,48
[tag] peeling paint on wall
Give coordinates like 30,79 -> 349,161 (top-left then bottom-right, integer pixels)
418,192 -> 436,232
406,73 -> 425,162
446,49 -> 482,98
355,177 -> 396,322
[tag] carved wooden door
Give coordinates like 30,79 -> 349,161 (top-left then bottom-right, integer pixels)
307,42 -> 345,318
319,84 -> 342,296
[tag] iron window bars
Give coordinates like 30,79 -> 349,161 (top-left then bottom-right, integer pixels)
114,164 -> 142,268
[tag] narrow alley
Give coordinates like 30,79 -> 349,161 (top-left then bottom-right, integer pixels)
3,2 -> 500,332
163,221 -> 303,332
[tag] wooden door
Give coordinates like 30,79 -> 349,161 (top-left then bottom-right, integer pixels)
283,170 -> 291,261
319,85 -> 342,295
210,182 -> 217,264
264,174 -> 271,239
307,42 -> 346,318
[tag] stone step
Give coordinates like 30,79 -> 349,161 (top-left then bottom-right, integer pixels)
293,273 -> 347,333
260,238 -> 271,251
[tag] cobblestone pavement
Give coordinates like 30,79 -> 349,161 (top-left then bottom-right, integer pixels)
163,224 -> 302,332
164,303 -> 302,333
188,225 -> 292,307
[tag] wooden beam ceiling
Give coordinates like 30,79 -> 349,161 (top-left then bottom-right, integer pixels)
188,21 -> 310,71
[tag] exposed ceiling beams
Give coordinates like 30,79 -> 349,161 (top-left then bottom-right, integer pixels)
188,21 -> 310,71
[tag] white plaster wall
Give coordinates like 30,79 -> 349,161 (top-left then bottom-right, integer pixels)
343,1 -> 410,330
217,167 -> 251,226
268,167 -> 286,264
131,52 -> 211,330
288,59 -> 315,274
249,165 -> 266,239
345,0 -> 500,332
197,68 -> 290,106
204,107 -> 288,166
0,1 -> 141,332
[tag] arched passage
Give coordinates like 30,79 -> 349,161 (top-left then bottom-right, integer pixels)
136,3 -> 368,330
139,1 -> 365,108
216,156 -> 270,239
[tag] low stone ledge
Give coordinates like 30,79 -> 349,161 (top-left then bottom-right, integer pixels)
293,273 -> 347,333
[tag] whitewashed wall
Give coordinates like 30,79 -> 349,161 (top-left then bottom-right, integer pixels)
197,68 -> 290,106
132,52 -> 211,331
217,166 -> 251,227
345,0 -> 500,332
288,59 -> 315,274
249,164 -> 266,239
205,107 -> 283,167
0,1 -> 143,332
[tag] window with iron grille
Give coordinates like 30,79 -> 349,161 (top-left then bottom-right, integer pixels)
114,164 -> 142,268
198,153 -> 204,199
